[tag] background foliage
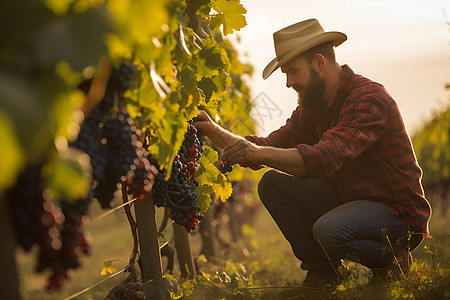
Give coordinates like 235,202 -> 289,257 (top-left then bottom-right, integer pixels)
0,0 -> 256,212
412,85 -> 450,192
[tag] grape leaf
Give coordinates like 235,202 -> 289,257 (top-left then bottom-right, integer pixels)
210,0 -> 247,35
194,56 -> 219,80
195,146 -> 220,183
212,173 -> 233,201
178,66 -> 204,108
195,184 -> 215,212
197,77 -> 219,102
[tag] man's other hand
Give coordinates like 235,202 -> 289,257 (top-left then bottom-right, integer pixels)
221,138 -> 264,169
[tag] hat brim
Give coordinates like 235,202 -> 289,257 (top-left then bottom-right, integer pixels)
262,31 -> 347,80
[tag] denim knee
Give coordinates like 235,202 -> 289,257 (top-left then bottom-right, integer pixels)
312,213 -> 344,253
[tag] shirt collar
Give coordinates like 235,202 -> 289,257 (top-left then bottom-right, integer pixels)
326,64 -> 355,113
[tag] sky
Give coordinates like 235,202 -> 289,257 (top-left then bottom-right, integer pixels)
230,0 -> 450,136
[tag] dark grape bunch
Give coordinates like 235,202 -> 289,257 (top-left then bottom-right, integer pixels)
7,164 -> 91,290
73,61 -> 155,208
219,160 -> 233,173
151,121 -> 205,232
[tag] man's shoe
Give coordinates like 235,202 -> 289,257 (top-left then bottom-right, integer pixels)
302,264 -> 351,288
370,250 -> 412,284
302,270 -> 339,288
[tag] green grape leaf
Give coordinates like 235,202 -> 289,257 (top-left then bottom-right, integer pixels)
197,77 -> 219,102
212,173 -> 233,201
149,113 -> 187,174
195,146 -> 220,183
199,38 -> 230,73
210,0 -> 247,35
195,184 -> 215,212
194,56 -> 219,80
178,66 -> 204,108
211,70 -> 231,96
139,81 -> 165,122
185,0 -> 211,16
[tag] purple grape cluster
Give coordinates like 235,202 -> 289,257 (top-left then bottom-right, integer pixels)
219,161 -> 233,173
73,61 -> 155,207
7,164 -> 91,290
151,122 -> 205,232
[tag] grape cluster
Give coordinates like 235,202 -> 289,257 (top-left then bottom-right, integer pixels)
7,164 -> 91,290
73,61 -> 155,207
151,122 -> 205,232
219,161 -> 233,173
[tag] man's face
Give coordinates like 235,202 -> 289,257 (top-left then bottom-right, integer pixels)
281,56 -> 327,111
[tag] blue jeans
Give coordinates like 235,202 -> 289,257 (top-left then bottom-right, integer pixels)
257,169 -> 421,271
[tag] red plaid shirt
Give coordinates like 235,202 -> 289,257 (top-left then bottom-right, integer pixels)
246,65 -> 431,235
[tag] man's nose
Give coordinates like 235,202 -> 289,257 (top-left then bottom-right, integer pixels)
286,75 -> 294,88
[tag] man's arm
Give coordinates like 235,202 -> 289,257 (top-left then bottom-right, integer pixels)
192,110 -> 240,148
221,138 -> 307,178
193,110 -> 307,177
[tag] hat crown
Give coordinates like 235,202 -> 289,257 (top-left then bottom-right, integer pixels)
262,18 -> 346,80
273,19 -> 324,57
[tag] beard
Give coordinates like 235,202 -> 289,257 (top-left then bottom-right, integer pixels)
293,66 -> 327,111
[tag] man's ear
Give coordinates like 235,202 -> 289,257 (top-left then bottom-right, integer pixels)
313,53 -> 326,72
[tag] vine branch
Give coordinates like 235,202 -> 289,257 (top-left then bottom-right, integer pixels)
121,182 -> 139,268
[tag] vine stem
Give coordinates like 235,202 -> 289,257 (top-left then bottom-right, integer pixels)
121,182 -> 139,268
107,259 -> 128,265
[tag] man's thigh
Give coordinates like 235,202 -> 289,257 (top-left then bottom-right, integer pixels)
258,169 -> 343,223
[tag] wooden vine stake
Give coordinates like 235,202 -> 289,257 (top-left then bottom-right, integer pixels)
199,208 -> 216,259
0,198 -> 22,300
173,224 -> 196,279
134,194 -> 164,281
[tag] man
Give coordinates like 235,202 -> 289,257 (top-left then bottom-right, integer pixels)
193,18 -> 431,287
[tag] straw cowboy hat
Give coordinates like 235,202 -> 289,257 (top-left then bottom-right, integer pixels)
262,19 -> 347,79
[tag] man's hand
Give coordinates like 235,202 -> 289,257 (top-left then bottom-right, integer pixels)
192,110 -> 240,149
192,110 -> 216,136
221,138 -> 264,170
224,140 -> 307,177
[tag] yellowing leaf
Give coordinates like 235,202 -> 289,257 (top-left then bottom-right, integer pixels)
212,173 -> 233,201
210,0 -> 247,35
100,260 -> 116,275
